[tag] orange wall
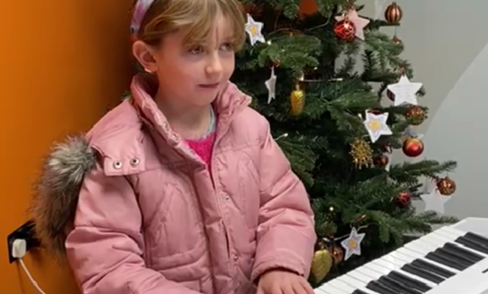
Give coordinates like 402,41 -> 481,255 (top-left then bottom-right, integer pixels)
0,0 -> 318,293
0,0 -> 133,293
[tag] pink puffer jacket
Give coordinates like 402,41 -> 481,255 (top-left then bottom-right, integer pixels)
31,73 -> 316,294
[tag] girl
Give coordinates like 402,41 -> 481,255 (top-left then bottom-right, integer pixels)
32,0 -> 316,294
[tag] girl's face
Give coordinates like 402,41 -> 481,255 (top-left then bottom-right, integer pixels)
135,12 -> 236,108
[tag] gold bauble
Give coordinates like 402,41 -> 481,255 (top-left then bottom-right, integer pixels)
384,2 -> 403,24
290,84 -> 305,115
311,248 -> 333,282
437,177 -> 456,196
349,138 -> 373,169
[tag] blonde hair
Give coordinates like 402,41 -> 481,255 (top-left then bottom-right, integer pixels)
133,0 -> 246,51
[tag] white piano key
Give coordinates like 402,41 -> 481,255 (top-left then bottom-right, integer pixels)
335,275 -> 378,294
313,283 -> 346,294
327,279 -> 358,293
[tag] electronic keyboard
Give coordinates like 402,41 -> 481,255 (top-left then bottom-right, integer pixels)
314,217 -> 488,294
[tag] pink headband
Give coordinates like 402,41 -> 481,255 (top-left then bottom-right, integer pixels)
130,0 -> 156,37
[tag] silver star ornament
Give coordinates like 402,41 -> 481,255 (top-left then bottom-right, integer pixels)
387,75 -> 423,106
245,14 -> 266,46
363,111 -> 392,143
265,67 -> 277,104
341,227 -> 366,260
421,185 -> 451,215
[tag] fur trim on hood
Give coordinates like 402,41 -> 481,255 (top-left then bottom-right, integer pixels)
31,135 -> 96,259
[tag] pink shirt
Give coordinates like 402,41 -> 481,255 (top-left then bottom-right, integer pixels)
185,132 -> 216,166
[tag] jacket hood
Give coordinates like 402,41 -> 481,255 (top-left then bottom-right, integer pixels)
31,135 -> 95,259
30,73 -> 251,259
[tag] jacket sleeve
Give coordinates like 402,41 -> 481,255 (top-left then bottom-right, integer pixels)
65,162 -> 201,294
250,118 -> 317,282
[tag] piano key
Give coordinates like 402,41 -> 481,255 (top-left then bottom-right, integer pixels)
427,250 -> 469,270
435,247 -> 473,268
351,266 -> 417,293
327,279 -> 359,293
387,271 -> 431,293
464,231 -> 488,247
313,283 -> 345,294
455,236 -> 488,254
443,242 -> 484,261
410,259 -> 455,278
376,276 -> 420,294
435,226 -> 488,254
429,229 -> 488,258
352,290 -> 370,294
334,275 -> 377,294
365,280 -> 397,294
365,261 -> 432,293
371,259 -> 436,289
400,242 -> 462,274
400,263 -> 444,284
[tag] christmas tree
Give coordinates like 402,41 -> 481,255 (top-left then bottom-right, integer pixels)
233,0 -> 458,285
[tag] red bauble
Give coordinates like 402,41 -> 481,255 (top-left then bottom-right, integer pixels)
402,137 -> 424,157
373,154 -> 389,168
334,19 -> 356,42
396,191 -> 411,207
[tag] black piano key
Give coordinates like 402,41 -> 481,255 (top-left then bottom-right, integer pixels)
366,280 -> 397,294
388,271 -> 431,293
464,232 -> 488,247
455,236 -> 488,254
434,248 -> 472,268
352,290 -> 369,294
377,276 -> 420,294
411,259 -> 455,278
425,251 -> 465,271
444,242 -> 484,261
439,244 -> 480,265
401,263 -> 444,284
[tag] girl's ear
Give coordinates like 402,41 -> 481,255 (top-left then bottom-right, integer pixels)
132,41 -> 158,73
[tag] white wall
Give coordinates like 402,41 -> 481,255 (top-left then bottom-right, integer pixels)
358,0 -> 488,219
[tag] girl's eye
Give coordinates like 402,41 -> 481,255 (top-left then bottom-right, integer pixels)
189,46 -> 204,54
221,43 -> 234,51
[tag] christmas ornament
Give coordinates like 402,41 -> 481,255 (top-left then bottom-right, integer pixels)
290,84 -> 305,115
396,191 -> 412,207
363,111 -> 393,143
245,14 -> 265,46
349,139 -> 373,169
386,89 -> 395,101
402,137 -> 424,157
335,9 -> 370,40
334,19 -> 356,42
341,227 -> 365,260
331,244 -> 344,264
265,66 -> 277,104
384,2 -> 403,24
373,154 -> 389,168
387,75 -> 422,106
437,177 -> 456,196
243,3 -> 264,15
406,106 -> 426,126
392,35 -> 402,45
310,247 -> 333,281
421,178 -> 451,214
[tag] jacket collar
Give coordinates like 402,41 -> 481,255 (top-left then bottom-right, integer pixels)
130,73 -> 252,149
